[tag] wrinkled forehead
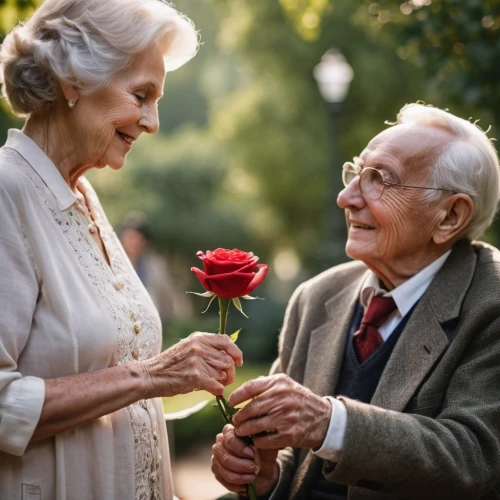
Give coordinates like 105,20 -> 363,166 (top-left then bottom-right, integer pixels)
360,123 -> 454,173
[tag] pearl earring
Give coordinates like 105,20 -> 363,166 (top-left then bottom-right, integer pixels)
68,100 -> 75,108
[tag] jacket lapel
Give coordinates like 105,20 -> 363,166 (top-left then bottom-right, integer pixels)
304,275 -> 364,396
372,240 -> 477,411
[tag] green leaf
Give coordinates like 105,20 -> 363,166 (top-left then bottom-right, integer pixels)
201,293 -> 218,313
229,329 -> 242,342
240,294 -> 264,300
186,290 -> 216,298
232,297 -> 249,318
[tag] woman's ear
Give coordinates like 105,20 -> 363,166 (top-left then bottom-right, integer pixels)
58,81 -> 80,104
433,194 -> 474,245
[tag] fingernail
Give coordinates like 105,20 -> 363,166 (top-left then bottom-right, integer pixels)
243,446 -> 254,458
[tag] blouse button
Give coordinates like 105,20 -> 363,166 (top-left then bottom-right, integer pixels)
134,322 -> 141,334
114,281 -> 122,291
88,223 -> 97,234
133,347 -> 140,360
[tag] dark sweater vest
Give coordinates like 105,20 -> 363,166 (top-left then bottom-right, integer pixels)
308,301 -> 415,500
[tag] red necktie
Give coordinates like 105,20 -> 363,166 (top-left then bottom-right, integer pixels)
354,295 -> 397,363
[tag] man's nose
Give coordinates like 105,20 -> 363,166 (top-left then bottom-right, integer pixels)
337,176 -> 365,209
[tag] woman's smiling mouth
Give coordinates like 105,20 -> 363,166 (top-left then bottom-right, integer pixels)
116,131 -> 134,145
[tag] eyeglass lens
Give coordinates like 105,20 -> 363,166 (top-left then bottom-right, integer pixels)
343,166 -> 385,201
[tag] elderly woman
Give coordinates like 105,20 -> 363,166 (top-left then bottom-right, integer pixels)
211,104 -> 500,499
0,1 -> 242,499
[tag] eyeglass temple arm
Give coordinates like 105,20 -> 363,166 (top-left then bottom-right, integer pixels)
384,180 -> 455,193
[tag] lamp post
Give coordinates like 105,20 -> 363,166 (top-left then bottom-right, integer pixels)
313,49 -> 354,268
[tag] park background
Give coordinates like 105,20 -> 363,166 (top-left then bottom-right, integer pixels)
1,1 -> 499,498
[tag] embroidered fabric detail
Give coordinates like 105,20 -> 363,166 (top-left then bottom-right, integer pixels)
9,150 -> 163,500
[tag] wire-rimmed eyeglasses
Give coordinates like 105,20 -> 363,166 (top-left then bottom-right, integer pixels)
341,162 -> 456,201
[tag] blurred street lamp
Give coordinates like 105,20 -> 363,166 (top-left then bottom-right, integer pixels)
313,49 -> 354,268
314,49 -> 354,105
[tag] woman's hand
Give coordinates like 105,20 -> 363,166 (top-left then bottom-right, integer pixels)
140,332 -> 243,398
211,424 -> 279,496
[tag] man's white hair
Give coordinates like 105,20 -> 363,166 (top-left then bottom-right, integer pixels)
0,0 -> 198,116
396,103 -> 500,240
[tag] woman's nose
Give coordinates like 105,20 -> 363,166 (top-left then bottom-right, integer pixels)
139,104 -> 160,134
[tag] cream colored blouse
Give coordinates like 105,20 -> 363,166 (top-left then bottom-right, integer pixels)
0,130 -> 174,500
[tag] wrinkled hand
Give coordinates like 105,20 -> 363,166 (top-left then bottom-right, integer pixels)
141,332 -> 243,398
211,424 -> 279,496
229,374 -> 331,450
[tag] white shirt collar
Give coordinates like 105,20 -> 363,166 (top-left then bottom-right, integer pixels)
360,250 -> 452,318
5,129 -> 76,211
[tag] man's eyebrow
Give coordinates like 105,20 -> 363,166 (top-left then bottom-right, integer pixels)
372,161 -> 393,169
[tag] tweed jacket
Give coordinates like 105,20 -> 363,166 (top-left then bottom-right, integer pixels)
271,240 -> 500,500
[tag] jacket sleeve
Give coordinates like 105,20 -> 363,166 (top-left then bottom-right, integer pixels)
323,313 -> 500,499
0,184 -> 44,456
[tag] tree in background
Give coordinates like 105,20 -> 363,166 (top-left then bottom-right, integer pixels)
354,0 -> 500,121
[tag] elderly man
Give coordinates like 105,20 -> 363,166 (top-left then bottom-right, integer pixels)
211,103 -> 500,499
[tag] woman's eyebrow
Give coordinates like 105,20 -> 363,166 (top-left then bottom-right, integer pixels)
137,81 -> 164,99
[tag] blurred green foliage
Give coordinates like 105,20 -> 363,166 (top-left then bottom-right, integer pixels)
354,0 -> 500,116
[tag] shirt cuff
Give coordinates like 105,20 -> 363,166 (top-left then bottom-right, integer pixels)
312,396 -> 347,462
0,376 -> 45,456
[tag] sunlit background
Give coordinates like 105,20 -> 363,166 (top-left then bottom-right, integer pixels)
1,0 -> 499,498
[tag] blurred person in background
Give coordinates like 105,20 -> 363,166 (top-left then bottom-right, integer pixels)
212,103 -> 500,499
0,1 -> 243,499
119,213 -> 177,323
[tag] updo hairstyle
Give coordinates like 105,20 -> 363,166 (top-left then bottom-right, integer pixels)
0,0 -> 198,116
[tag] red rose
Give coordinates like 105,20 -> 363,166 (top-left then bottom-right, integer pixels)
191,248 -> 269,299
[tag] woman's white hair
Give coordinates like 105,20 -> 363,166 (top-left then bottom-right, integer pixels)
0,0 -> 198,116
396,103 -> 500,240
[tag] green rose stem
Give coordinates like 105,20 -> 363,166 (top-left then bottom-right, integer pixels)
216,297 -> 257,500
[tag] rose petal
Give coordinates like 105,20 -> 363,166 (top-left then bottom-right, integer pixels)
204,271 -> 256,299
241,264 -> 269,296
196,250 -> 207,261
211,248 -> 254,261
191,267 -> 213,293
203,256 -> 259,275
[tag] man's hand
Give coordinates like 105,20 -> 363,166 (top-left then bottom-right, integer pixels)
211,424 -> 279,496
229,374 -> 332,450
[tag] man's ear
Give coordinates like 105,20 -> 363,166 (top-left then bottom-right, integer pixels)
58,81 -> 80,104
433,194 -> 474,245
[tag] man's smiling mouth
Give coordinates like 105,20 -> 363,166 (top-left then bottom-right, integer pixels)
350,221 -> 375,230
